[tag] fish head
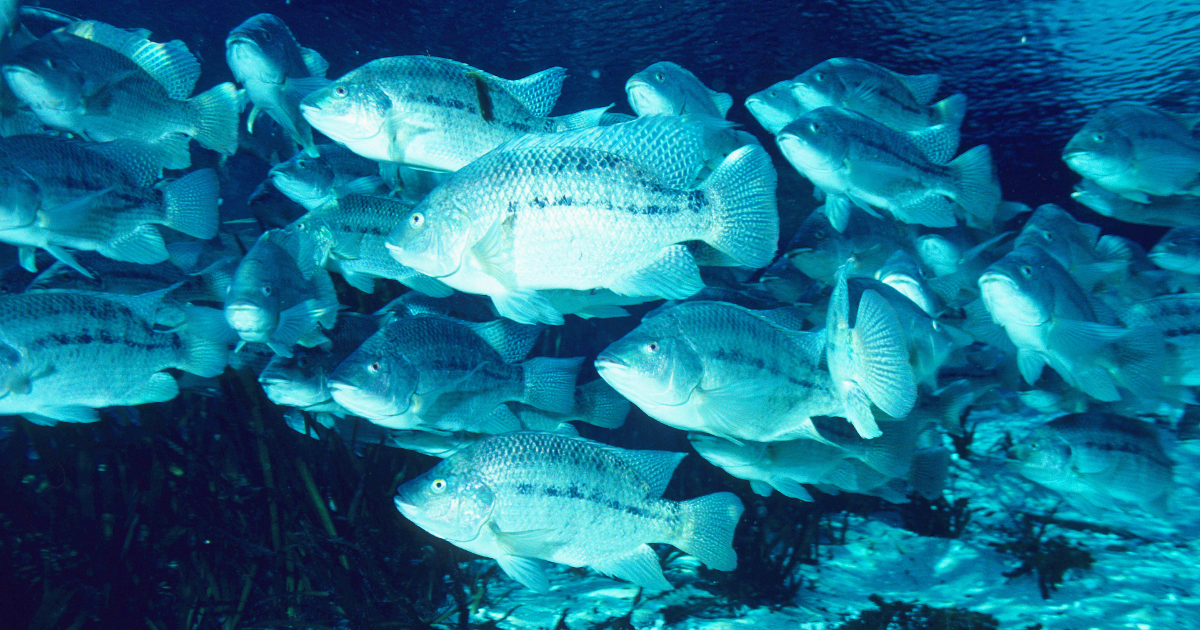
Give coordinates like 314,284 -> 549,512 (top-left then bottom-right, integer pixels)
0,168 -> 42,230
224,254 -> 283,341
595,319 -> 703,407
258,349 -> 330,408
745,79 -> 804,135
1063,119 -> 1134,180
790,59 -> 847,112
269,154 -> 334,207
394,458 -> 495,543
915,235 -> 963,277
226,13 -> 295,85
777,108 -> 850,173
327,343 -> 418,421
1009,426 -> 1072,475
385,197 -> 471,278
784,207 -> 844,282
27,261 -> 103,293
2,33 -> 87,114
977,247 -> 1056,328
688,432 -> 768,469
625,62 -> 687,116
301,71 -> 391,145
1149,227 -> 1200,272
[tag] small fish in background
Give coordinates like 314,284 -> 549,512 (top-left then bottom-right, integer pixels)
0,134 -> 220,275
385,116 -> 778,325
1072,178 -> 1200,227
301,56 -> 604,171
1148,226 -> 1200,274
3,20 -> 240,170
226,13 -> 330,158
745,77 -> 805,135
596,300 -> 844,444
258,312 -> 379,414
1013,203 -> 1131,289
395,431 -> 744,592
224,228 -> 340,357
267,143 -> 386,211
777,106 -> 999,231
327,314 -> 582,433
0,288 -> 228,425
784,205 -> 918,285
26,252 -> 230,305
978,245 -> 1164,402
1125,293 -> 1200,386
1009,412 -> 1174,517
875,249 -> 940,316
915,227 -> 1014,304
1064,102 -> 1200,203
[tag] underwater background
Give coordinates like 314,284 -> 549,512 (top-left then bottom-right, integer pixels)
2,0 -> 1200,628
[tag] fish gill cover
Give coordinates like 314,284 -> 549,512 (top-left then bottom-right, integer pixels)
1,1 -> 1200,629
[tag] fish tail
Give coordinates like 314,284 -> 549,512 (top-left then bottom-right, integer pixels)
701,144 -> 779,269
674,492 -> 744,571
178,305 -> 233,378
520,356 -> 583,414
1114,325 -> 1165,399
190,82 -> 242,155
949,144 -> 1001,228
162,168 -> 220,240
573,379 -> 630,429
906,446 -> 951,500
934,93 -> 968,129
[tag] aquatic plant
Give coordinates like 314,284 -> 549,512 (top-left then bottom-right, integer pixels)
989,513 -> 1095,599
834,594 -> 1000,630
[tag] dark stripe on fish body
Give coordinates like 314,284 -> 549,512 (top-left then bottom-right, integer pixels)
467,72 -> 494,122
1164,325 -> 1200,338
856,137 -> 948,176
400,90 -> 537,133
710,347 -> 821,390
30,327 -> 181,353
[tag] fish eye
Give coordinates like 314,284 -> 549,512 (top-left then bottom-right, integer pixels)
813,71 -> 825,82
44,58 -> 57,70
334,85 -> 348,97
1020,265 -> 1033,278
410,212 -> 424,228
814,229 -> 826,240
654,71 -> 665,82
808,121 -> 822,134
262,31 -> 272,42
768,90 -> 778,98
645,341 -> 659,353
297,158 -> 309,168
296,355 -> 310,369
368,360 -> 381,374
260,284 -> 273,296
431,478 -> 447,493
1092,132 -> 1105,143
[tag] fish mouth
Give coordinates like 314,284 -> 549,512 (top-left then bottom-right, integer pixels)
976,269 -> 1012,286
594,353 -> 626,369
785,247 -> 814,258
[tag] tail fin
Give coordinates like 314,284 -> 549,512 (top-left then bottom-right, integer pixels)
933,93 -> 968,129
179,305 -> 232,377
949,145 -> 1001,229
190,82 -> 241,155
573,379 -> 630,429
1114,325 -> 1165,399
674,492 -> 744,571
521,356 -> 583,414
907,447 -> 951,500
161,168 -> 219,239
701,145 -> 780,269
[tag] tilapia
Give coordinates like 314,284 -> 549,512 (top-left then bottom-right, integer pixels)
385,116 -> 779,325
3,21 -> 239,169
777,107 -> 999,231
300,55 -> 603,170
625,61 -> 732,118
875,249 -> 939,316
258,312 -> 379,413
1072,178 -> 1200,227
1063,102 -> 1200,202
268,143 -> 386,211
224,228 -> 340,357
0,289 -> 228,424
745,77 -> 804,135
226,13 -> 329,157
596,300 -> 843,444
1148,226 -> 1200,274
784,205 -> 918,284
395,431 -> 743,591
1125,293 -> 1200,386
0,134 -> 219,274
1009,412 -> 1173,517
26,251 -> 230,304
1013,203 -> 1130,288
327,314 -> 581,432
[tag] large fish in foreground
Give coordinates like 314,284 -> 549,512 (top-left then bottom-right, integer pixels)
395,431 -> 744,592
386,116 -> 779,325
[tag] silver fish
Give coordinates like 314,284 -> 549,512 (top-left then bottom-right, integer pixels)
224,228 -> 340,357
226,13 -> 329,157
3,21 -> 239,169
1125,294 -> 1200,386
26,251 -> 229,304
1148,226 -> 1200,274
258,312 -> 379,413
784,205 -> 918,285
1072,178 -> 1200,227
745,77 -> 804,135
1009,412 -> 1173,517
268,143 -> 386,211
0,288 -> 228,425
778,106 -> 999,231
596,300 -> 843,444
1013,203 -> 1130,289
395,431 -> 743,591
386,116 -> 779,325
875,249 -> 939,316
625,61 -> 732,118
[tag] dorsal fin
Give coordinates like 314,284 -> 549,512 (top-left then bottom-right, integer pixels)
300,47 -> 328,77
502,66 -> 567,118
61,20 -> 200,100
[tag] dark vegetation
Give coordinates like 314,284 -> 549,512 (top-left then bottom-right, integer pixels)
989,513 -> 1095,599
834,594 -> 999,630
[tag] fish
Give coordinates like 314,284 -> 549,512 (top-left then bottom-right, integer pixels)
1125,294 -> 1200,386
875,249 -> 939,316
777,106 -> 999,231
385,116 -> 779,325
290,193 -> 453,296
375,291 -> 498,325
267,143 -> 387,211
1009,412 -> 1174,517
300,55 -> 603,171
1013,203 -> 1130,289
745,77 -> 804,135
784,205 -> 918,285
1063,102 -> 1200,202
327,314 -> 582,432
1072,178 -> 1200,227
224,228 -> 340,357
790,58 -> 966,136
625,61 -> 733,118
3,21 -> 240,169
0,134 -> 219,275
1148,226 -> 1200,274
258,312 -> 379,413
978,245 -> 1164,401
596,300 -> 844,444
225,13 -> 330,157
394,431 -> 744,592
0,288 -> 228,425
26,251 -> 230,304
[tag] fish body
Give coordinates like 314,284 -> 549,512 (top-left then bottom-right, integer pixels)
327,314 -> 580,432
596,300 -> 842,443
226,13 -> 329,157
395,431 -> 743,592
1009,412 -> 1173,517
875,249 -> 939,316
386,116 -> 778,325
0,289 -> 227,424
1072,178 -> 1200,227
1126,293 -> 1200,386
3,21 -> 239,169
224,228 -> 339,357
1063,102 -> 1200,202
268,143 -> 386,211
777,106 -> 999,231
300,55 -> 587,170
